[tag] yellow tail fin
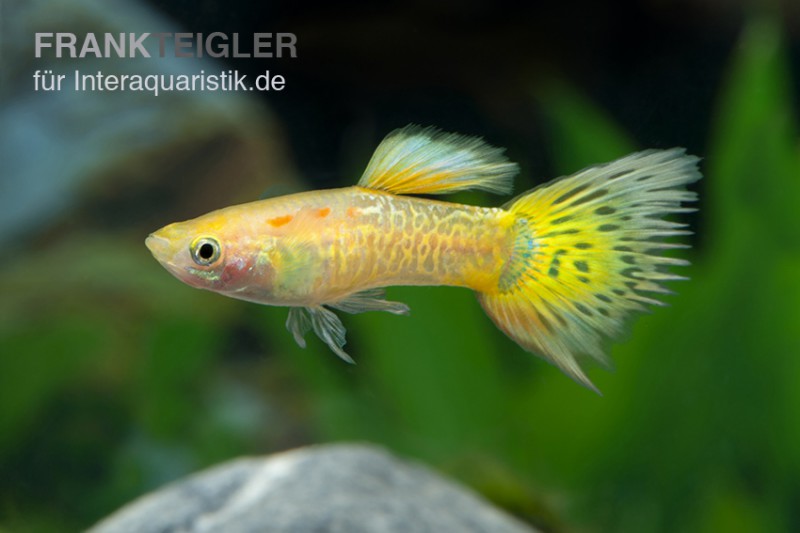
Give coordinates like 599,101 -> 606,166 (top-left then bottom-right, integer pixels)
478,149 -> 701,391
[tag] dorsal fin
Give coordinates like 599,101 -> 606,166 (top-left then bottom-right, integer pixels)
357,125 -> 518,195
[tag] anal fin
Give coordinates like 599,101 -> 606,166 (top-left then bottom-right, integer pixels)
328,288 -> 410,315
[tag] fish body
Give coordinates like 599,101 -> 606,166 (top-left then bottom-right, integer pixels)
148,187 -> 509,304
147,125 -> 701,389
285,188 -> 511,297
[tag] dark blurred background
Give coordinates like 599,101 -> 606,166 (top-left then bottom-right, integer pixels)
2,0 -> 799,531
149,0 -> 799,178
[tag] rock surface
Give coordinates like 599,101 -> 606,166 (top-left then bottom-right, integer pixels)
91,443 -> 537,533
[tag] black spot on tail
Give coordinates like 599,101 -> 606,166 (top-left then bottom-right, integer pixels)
548,249 -> 567,278
595,206 -> 617,215
570,188 -> 609,206
608,170 -> 634,181
536,311 -> 554,333
543,301 -> 568,327
540,229 -> 581,238
622,267 -> 643,279
552,184 -> 590,205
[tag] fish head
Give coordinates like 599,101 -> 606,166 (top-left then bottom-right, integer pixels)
146,210 -> 277,300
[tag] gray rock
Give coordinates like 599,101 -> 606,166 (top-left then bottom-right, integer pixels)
91,443 -> 537,533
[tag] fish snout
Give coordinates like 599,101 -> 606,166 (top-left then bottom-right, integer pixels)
145,232 -> 172,260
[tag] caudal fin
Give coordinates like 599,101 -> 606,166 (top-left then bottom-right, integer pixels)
478,149 -> 701,391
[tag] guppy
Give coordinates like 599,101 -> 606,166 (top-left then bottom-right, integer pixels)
146,125 -> 700,390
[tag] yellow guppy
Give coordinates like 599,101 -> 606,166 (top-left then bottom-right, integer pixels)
146,125 -> 700,390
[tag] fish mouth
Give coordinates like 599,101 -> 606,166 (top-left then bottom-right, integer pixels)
145,231 -> 200,286
145,233 -> 171,260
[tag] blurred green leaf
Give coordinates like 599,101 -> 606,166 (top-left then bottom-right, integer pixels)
536,81 -> 637,173
708,16 -> 800,252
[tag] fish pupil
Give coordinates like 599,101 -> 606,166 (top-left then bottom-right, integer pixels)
198,243 -> 215,260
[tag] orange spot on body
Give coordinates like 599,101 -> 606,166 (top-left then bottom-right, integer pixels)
317,207 -> 331,218
268,215 -> 293,227
346,207 -> 360,218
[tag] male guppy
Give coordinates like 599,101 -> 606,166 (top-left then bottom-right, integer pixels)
146,125 -> 700,390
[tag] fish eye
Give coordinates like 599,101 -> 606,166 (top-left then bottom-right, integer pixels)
190,237 -> 221,266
